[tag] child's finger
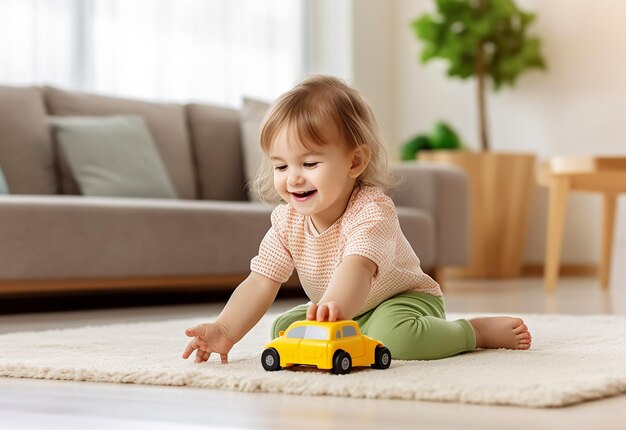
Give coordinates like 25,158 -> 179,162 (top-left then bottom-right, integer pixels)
306,304 -> 318,320
328,303 -> 339,322
195,349 -> 210,363
316,304 -> 329,321
220,353 -> 229,364
199,349 -> 210,362
182,340 -> 198,359
185,326 -> 199,337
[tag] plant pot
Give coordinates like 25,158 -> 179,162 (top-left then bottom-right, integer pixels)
419,150 -> 536,278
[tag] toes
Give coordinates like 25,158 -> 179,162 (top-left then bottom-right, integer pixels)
518,337 -> 532,350
511,319 -> 532,350
513,323 -> 528,335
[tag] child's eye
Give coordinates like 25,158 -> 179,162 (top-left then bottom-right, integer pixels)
303,162 -> 319,168
274,165 -> 287,172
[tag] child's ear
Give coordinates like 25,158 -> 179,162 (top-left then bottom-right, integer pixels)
348,145 -> 372,178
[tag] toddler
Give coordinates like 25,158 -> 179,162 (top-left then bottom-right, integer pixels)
182,75 -> 531,364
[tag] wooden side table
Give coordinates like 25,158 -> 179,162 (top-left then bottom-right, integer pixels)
538,156 -> 626,292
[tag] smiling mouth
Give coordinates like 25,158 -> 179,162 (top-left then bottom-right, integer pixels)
291,190 -> 316,198
291,190 -> 317,202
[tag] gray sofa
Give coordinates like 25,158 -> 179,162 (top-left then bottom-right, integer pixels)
0,85 -> 469,295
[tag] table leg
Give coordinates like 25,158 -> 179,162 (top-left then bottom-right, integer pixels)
544,177 -> 569,293
600,192 -> 617,289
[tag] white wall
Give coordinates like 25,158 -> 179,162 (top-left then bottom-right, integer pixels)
308,0 -> 353,80
308,0 -> 395,142
351,0 -> 394,147
349,0 -> 626,267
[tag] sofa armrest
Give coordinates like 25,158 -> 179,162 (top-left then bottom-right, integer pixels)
390,162 -> 469,266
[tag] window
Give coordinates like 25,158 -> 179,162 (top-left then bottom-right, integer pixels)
286,326 -> 306,339
303,326 -> 328,340
286,325 -> 328,340
0,0 -> 307,106
342,326 -> 357,337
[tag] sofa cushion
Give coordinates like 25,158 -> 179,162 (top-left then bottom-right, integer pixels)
239,98 -> 271,201
185,103 -> 247,201
0,166 -> 9,194
48,115 -> 178,199
0,196 -> 273,279
0,86 -> 57,194
44,86 -> 196,199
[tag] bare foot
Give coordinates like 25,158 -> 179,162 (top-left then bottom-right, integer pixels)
469,317 -> 532,350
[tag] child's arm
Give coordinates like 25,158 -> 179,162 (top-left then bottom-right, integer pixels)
182,271 -> 281,363
307,255 -> 377,322
216,271 -> 282,342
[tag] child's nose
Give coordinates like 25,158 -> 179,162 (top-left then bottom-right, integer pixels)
287,171 -> 304,186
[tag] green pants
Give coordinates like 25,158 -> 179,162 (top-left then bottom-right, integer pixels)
271,291 -> 476,360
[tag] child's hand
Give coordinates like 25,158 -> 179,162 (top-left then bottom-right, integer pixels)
306,301 -> 345,322
182,322 -> 235,364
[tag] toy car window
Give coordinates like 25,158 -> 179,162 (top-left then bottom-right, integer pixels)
303,326 -> 328,340
286,326 -> 306,338
336,330 -> 341,339
342,326 -> 357,337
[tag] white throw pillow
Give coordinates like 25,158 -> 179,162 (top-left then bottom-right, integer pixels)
239,98 -> 271,202
0,165 -> 9,194
47,115 -> 178,199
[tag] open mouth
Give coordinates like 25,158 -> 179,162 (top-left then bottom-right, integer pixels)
291,190 -> 317,201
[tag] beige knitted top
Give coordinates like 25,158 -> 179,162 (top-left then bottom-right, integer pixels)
250,185 -> 442,315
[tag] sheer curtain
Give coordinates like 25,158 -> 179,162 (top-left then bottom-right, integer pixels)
0,0 -> 307,106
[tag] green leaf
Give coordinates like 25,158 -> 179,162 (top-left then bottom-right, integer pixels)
400,135 -> 433,160
436,0 -> 469,18
412,15 -> 439,42
520,11 -> 536,28
410,0 -> 546,89
429,121 -> 463,149
469,18 -> 492,38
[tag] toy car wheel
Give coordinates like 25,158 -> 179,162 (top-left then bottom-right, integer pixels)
261,348 -> 281,371
371,346 -> 391,369
332,350 -> 352,375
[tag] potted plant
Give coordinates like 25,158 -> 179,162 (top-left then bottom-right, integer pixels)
411,0 -> 546,278
399,120 -> 464,161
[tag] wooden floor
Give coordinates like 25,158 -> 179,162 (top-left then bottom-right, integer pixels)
1,273 -> 626,430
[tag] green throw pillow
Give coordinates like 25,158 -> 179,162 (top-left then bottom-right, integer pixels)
0,166 -> 8,194
47,115 -> 177,199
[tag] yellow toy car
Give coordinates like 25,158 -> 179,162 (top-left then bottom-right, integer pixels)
261,320 -> 391,375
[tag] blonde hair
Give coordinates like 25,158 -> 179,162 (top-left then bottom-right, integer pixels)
250,75 -> 396,204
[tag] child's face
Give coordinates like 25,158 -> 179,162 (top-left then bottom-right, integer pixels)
269,125 -> 359,230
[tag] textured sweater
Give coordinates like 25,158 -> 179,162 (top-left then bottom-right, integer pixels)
250,185 -> 442,315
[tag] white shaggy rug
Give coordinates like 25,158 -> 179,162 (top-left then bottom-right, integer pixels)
1,312 -> 626,408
